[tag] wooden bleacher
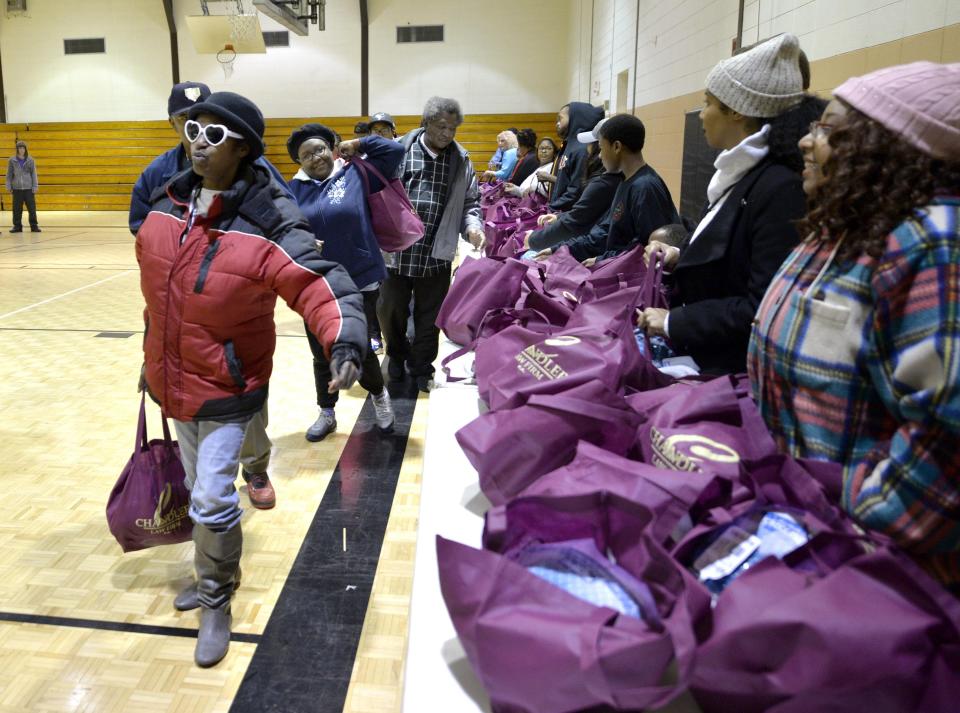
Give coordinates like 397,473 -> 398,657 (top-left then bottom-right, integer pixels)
1,114 -> 558,211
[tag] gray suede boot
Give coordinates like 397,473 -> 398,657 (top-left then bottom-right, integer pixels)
193,522 -> 242,668
174,566 -> 242,611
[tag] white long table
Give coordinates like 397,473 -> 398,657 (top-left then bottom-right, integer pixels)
402,339 -> 492,712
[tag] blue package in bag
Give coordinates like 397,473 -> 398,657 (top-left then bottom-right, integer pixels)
690,510 -> 810,596
513,538 -> 662,628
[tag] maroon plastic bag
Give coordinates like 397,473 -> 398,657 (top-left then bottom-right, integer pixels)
351,156 -> 425,252
456,380 -> 641,505
689,535 -> 960,713
106,395 -> 191,552
435,256 -> 529,347
437,491 -> 708,713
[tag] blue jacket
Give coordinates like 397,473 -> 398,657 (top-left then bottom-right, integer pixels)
129,144 -> 292,235
288,135 -> 404,290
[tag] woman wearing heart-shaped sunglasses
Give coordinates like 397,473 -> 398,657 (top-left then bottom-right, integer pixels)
134,91 -> 368,668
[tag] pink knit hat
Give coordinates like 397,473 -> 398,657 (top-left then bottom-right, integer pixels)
834,61 -> 960,161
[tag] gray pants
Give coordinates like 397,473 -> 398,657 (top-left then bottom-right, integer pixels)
238,404 -> 271,476
173,417 -> 251,531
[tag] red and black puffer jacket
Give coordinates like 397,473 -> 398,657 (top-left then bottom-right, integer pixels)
136,163 -> 366,422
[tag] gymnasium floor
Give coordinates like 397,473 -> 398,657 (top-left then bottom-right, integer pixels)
0,212 -> 426,713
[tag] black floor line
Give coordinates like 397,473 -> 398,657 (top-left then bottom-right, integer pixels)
0,611 -> 262,644
229,378 -> 419,713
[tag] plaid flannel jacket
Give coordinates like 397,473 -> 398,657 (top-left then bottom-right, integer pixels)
748,196 -> 960,589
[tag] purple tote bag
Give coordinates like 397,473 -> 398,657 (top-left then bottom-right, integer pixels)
689,535 -> 960,713
522,440 -> 734,544
351,156 -> 425,252
106,394 -> 191,552
456,380 -> 641,505
437,492 -> 707,713
631,375 -> 781,476
435,256 -> 530,347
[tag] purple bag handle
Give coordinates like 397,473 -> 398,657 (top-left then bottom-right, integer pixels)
349,155 -> 406,206
578,574 -> 698,709
526,394 -> 631,423
136,392 -> 174,452
440,306 -> 553,382
638,249 -> 666,310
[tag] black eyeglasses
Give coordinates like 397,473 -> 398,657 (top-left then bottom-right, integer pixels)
299,147 -> 330,161
184,119 -> 245,146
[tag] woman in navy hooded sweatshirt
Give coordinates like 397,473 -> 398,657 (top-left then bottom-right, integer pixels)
287,124 -> 404,441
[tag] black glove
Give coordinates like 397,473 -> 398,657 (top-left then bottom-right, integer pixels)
328,344 -> 362,393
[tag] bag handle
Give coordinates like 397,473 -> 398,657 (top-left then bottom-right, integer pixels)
440,306 -> 552,382
349,156 -> 409,208
637,249 -> 665,311
526,394 -> 630,423
578,562 -> 698,708
136,392 -> 174,451
136,392 -> 149,452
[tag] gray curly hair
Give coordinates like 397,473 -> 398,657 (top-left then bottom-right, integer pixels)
422,96 -> 464,127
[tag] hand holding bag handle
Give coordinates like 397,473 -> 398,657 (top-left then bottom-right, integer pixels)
135,391 -> 175,453
350,156 -> 425,251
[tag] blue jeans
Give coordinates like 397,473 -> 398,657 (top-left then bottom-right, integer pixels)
174,418 -> 250,530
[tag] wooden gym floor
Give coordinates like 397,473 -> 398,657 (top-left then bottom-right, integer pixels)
0,212 -> 426,713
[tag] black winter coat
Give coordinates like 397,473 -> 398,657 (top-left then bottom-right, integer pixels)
667,158 -> 804,375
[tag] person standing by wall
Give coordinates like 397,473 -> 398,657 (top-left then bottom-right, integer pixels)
7,140 -> 40,233
379,96 -> 484,392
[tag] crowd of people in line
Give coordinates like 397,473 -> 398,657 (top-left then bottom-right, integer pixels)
113,30 -> 959,669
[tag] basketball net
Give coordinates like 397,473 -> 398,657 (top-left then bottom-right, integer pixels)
221,0 -> 257,80
217,44 -> 237,80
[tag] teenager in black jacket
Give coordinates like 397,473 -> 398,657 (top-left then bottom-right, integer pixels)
638,33 -> 812,375
524,140 -> 622,252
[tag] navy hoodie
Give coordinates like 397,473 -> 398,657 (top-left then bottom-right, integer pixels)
288,135 -> 404,290
550,102 -> 605,211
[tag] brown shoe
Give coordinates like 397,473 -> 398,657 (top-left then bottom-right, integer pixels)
245,472 -> 276,509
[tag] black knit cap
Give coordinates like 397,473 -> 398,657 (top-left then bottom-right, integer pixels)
187,91 -> 265,160
286,123 -> 338,163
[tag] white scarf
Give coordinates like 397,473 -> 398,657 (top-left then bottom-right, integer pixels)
690,124 -> 771,245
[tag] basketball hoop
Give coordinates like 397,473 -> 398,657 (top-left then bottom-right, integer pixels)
217,43 -> 237,79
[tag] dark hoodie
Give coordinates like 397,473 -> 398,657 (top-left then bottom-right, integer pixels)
549,102 -> 605,211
